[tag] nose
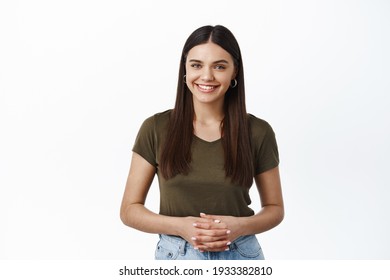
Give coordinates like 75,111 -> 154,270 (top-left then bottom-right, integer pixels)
201,68 -> 214,81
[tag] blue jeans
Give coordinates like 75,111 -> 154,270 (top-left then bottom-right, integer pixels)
155,234 -> 265,260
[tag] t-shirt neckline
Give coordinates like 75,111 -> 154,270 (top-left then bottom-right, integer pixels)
193,134 -> 222,144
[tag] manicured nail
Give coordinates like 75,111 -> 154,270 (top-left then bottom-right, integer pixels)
226,241 -> 231,246
226,230 -> 231,234
200,212 -> 206,216
214,219 -> 221,223
191,237 -> 197,241
192,223 -> 197,227
225,247 -> 230,251
194,247 -> 199,250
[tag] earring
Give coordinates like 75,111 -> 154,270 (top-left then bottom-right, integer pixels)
230,79 -> 237,88
183,75 -> 187,84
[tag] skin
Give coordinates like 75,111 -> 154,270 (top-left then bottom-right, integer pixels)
120,41 -> 284,252
186,41 -> 236,142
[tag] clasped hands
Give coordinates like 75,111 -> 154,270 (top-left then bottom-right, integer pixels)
183,213 -> 240,252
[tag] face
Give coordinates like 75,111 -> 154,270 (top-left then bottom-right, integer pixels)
185,42 -> 236,108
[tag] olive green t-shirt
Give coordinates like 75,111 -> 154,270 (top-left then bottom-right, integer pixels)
132,110 -> 279,217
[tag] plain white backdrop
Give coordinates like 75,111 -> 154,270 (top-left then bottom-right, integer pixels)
1,0 -> 389,260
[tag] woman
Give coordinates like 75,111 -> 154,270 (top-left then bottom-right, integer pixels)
120,25 -> 284,260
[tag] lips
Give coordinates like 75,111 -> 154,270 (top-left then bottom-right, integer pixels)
197,84 -> 219,93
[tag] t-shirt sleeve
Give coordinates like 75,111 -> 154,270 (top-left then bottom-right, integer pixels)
255,123 -> 280,175
132,116 -> 157,167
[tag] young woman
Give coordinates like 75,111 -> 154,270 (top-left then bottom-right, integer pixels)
120,25 -> 284,260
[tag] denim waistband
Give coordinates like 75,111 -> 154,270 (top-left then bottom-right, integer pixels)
159,234 -> 188,255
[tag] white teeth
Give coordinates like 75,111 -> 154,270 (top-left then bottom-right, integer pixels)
198,85 -> 215,90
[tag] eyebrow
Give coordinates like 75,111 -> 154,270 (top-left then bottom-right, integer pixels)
188,59 -> 230,64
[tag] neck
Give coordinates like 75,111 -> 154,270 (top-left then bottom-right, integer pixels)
193,101 -> 224,124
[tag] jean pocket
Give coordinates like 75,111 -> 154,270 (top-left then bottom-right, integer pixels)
155,238 -> 180,260
233,235 -> 264,259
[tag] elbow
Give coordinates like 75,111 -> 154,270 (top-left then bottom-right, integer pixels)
273,204 -> 285,227
277,206 -> 285,226
120,204 -> 133,227
120,203 -> 142,229
120,210 -> 127,226
120,208 -> 128,226
265,204 -> 284,228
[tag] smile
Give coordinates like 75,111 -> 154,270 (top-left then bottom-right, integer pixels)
196,84 -> 219,92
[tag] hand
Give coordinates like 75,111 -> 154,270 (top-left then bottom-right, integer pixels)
177,215 -> 230,252
191,213 -> 243,252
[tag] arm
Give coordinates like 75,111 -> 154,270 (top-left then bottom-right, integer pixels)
120,152 -> 230,247
192,166 -> 284,251
120,152 -> 179,233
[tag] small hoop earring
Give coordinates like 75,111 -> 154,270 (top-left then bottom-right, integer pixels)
230,79 -> 237,88
183,75 -> 187,84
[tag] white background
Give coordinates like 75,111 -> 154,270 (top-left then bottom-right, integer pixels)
1,0 -> 389,260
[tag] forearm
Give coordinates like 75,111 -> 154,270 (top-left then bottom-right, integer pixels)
121,204 -> 231,251
120,203 -> 182,236
237,205 -> 284,236
192,205 -> 284,251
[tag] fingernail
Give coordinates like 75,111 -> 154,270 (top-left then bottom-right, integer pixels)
191,237 -> 197,241
214,219 -> 221,223
226,241 -> 231,246
200,212 -> 206,216
225,247 -> 230,251
193,223 -> 197,227
226,230 -> 231,234
194,247 -> 199,250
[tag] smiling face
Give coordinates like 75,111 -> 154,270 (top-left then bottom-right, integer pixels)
185,41 -> 236,108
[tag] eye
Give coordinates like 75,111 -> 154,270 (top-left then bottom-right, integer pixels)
214,64 -> 226,70
190,63 -> 202,69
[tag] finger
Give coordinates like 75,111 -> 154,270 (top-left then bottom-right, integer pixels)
192,234 -> 227,243
193,217 -> 221,225
200,213 -> 221,223
196,240 -> 232,252
193,228 -> 231,238
193,221 -> 228,230
191,230 -> 230,247
196,246 -> 229,253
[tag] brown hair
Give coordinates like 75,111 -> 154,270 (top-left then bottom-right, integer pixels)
160,25 -> 254,187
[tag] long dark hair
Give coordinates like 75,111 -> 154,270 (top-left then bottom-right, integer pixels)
160,25 -> 254,187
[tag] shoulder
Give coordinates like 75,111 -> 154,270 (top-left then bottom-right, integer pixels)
153,109 -> 172,123
248,113 -> 275,138
139,109 -> 172,133
141,109 -> 171,124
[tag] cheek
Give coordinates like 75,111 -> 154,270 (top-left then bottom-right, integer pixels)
185,72 -> 198,84
217,75 -> 233,86
184,73 -> 197,92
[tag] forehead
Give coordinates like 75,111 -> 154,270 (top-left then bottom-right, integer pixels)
186,42 -> 233,63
